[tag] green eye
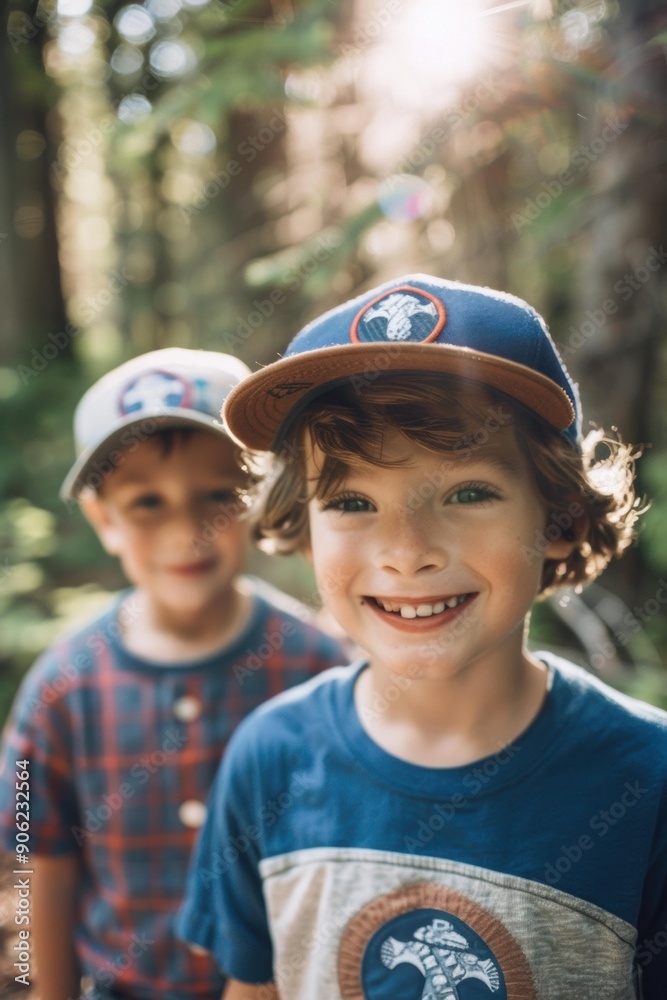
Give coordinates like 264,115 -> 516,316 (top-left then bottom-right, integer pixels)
323,494 -> 374,513
341,497 -> 372,512
449,486 -> 499,505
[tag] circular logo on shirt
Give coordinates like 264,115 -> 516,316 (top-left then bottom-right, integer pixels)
350,285 -> 446,345
338,883 -> 536,1000
118,370 -> 193,415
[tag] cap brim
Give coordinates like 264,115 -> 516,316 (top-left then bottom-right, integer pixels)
223,343 -> 576,452
60,410 -> 232,501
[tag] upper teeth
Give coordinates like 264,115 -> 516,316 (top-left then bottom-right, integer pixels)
377,597 -> 464,617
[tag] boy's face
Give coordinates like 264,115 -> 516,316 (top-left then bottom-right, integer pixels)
82,430 -> 249,624
305,421 -> 573,684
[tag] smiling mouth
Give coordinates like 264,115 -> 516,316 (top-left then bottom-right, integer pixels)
167,559 -> 217,576
367,595 -> 471,619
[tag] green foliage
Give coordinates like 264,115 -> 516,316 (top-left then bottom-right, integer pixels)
530,598 -> 667,710
2,0 -> 666,729
0,355 -> 125,723
640,453 -> 667,573
608,666 -> 667,713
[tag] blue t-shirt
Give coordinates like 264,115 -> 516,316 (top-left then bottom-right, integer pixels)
0,579 -> 349,1000
177,653 -> 667,1000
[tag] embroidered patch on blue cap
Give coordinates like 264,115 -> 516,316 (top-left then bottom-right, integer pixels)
351,285 -> 447,344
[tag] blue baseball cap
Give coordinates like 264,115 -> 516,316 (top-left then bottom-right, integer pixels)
223,274 -> 581,451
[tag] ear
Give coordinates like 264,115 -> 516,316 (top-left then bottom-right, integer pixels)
79,490 -> 123,556
543,503 -> 587,562
544,536 -> 577,561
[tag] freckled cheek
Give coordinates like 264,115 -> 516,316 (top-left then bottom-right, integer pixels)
315,535 -> 352,576
472,517 -> 539,571
311,532 -> 361,601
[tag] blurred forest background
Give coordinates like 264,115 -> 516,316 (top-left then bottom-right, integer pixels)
1,0 -> 667,730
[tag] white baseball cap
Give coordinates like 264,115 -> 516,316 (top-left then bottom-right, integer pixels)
60,348 -> 251,500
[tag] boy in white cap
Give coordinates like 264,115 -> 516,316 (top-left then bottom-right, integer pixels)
177,277 -> 667,999
0,348 -> 348,1000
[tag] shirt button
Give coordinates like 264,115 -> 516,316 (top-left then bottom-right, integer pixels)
173,696 -> 201,722
179,800 -> 207,828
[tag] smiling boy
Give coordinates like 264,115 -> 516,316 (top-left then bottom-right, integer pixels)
177,277 -> 667,1000
303,408 -> 562,770
0,348 -> 348,1000
80,427 -> 251,663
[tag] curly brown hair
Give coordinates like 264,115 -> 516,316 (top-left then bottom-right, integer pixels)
245,373 -> 641,595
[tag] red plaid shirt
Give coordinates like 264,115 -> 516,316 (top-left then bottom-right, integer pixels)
0,580 -> 349,999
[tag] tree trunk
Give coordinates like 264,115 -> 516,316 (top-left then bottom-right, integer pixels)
571,3 -> 667,602
0,8 -> 68,366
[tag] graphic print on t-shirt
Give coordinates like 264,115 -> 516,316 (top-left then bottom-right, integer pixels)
261,848 -> 637,999
337,883 -> 536,999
